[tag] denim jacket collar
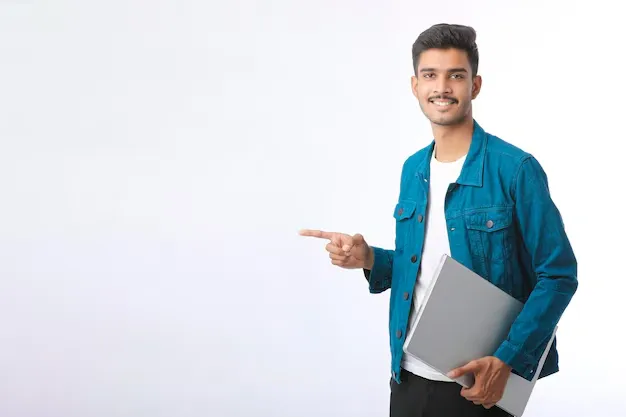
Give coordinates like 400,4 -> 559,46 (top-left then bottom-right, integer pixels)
415,119 -> 488,187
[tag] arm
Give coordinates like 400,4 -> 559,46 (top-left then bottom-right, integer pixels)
493,155 -> 578,380
362,157 -> 415,294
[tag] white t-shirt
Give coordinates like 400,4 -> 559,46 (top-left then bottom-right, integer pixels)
401,149 -> 466,381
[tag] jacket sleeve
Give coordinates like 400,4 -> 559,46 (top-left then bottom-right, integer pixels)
363,247 -> 394,293
493,155 -> 578,380
361,157 -> 416,294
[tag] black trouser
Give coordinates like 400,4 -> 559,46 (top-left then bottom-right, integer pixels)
390,369 -> 512,417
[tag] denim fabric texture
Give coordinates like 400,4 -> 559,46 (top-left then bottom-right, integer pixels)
365,120 -> 578,384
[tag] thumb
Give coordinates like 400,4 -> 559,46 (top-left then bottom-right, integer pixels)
447,360 -> 480,378
342,233 -> 365,253
341,234 -> 354,253
352,233 -> 365,245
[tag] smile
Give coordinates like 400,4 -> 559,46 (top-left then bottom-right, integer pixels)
432,100 -> 455,107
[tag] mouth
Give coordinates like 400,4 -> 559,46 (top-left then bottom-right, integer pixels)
429,97 -> 458,108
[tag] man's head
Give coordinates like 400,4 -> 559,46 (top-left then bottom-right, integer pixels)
410,24 -> 482,127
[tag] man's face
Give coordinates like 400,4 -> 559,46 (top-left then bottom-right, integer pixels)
411,48 -> 482,126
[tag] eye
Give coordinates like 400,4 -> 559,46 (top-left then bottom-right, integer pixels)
423,73 -> 435,79
451,73 -> 465,79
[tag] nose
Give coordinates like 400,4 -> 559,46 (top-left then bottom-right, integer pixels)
434,78 -> 452,96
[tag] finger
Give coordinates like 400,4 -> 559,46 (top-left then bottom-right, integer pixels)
460,387 -> 481,401
448,360 -> 480,378
340,235 -> 354,254
352,233 -> 365,244
348,233 -> 365,252
325,242 -> 345,255
343,233 -> 365,256
299,229 -> 334,240
483,403 -> 495,409
331,259 -> 346,266
329,253 -> 348,261
332,234 -> 345,251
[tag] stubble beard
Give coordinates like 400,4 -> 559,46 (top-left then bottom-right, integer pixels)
419,101 -> 470,127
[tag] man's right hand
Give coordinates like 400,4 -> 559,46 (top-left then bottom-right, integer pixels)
299,229 -> 374,270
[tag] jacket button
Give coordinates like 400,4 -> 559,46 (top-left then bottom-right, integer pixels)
486,220 -> 494,228
396,330 -> 402,338
411,255 -> 417,263
417,214 -> 424,222
403,292 -> 409,300
398,208 -> 404,216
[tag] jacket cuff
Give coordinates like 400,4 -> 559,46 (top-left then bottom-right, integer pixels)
363,246 -> 392,293
494,340 -> 537,381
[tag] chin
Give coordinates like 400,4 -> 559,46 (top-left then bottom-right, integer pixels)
426,110 -> 470,126
429,115 -> 462,126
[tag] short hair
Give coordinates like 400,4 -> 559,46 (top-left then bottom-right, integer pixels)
411,23 -> 479,77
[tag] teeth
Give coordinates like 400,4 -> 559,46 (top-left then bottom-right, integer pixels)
433,101 -> 453,106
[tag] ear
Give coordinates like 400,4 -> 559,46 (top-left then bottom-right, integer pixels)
471,75 -> 482,99
411,75 -> 419,99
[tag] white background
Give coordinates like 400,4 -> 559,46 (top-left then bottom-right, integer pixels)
0,1 -> 623,416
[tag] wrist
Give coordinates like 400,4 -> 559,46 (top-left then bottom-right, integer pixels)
364,246 -> 374,270
493,356 -> 512,372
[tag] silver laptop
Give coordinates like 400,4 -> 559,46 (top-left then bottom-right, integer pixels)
403,254 -> 556,417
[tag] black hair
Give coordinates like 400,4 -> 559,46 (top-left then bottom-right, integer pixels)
412,24 -> 479,76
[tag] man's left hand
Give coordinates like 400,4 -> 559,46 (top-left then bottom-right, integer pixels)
446,356 -> 512,408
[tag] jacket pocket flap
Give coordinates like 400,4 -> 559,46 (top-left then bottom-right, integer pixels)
393,200 -> 417,221
465,207 -> 513,232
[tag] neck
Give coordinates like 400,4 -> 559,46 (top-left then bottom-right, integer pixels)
431,115 -> 474,162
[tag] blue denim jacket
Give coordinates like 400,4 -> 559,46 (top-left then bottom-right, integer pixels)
365,120 -> 577,384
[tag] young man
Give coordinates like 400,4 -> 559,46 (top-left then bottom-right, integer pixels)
300,23 -> 577,417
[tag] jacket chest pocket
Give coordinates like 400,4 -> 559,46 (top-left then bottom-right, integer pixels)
393,200 -> 417,252
464,207 -> 513,264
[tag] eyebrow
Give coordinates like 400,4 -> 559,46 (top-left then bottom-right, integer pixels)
419,67 -> 468,73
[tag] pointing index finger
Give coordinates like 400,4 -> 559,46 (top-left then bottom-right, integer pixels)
299,229 -> 334,240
